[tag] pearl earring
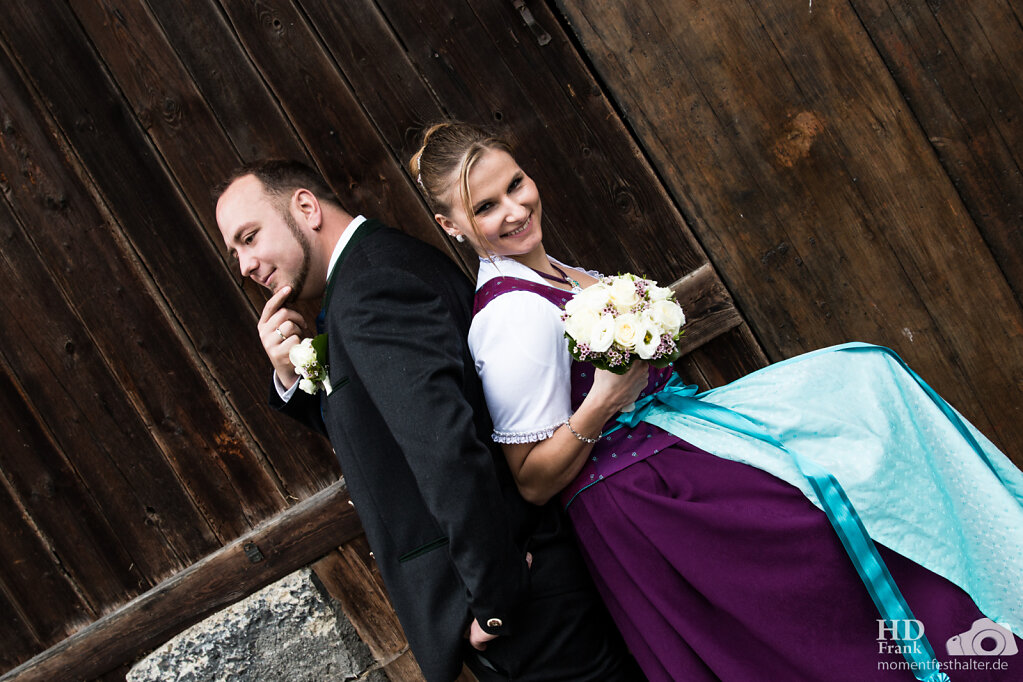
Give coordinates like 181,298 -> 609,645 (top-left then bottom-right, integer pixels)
454,234 -> 465,243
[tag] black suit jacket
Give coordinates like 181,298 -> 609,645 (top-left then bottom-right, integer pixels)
275,222 -> 629,681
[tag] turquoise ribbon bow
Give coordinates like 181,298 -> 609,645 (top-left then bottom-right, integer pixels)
607,371 -> 952,682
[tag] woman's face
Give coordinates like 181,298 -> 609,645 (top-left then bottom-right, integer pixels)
437,148 -> 544,260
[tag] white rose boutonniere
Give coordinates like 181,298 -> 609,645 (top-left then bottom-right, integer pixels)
561,273 -> 686,374
288,334 -> 332,395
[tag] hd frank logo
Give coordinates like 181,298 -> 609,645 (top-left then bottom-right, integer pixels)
877,618 -> 1018,657
875,617 -> 1018,654
945,618 -> 1018,657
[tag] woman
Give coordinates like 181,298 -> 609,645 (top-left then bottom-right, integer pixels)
409,122 -> 1023,681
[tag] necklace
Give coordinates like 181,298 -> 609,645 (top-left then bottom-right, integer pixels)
531,261 -> 582,293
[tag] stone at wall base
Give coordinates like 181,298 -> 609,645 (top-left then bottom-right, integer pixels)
127,568 -> 388,681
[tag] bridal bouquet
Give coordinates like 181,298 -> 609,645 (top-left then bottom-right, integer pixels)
289,334 -> 332,395
562,274 -> 685,373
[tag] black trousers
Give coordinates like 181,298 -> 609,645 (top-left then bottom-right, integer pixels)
461,502 -> 646,681
464,647 -> 646,682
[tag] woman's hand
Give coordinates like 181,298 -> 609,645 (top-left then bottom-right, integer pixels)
587,361 -> 650,415
500,362 -> 650,505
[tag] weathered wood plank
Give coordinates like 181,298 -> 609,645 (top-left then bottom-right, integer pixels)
685,324 -> 770,390
556,0 -> 1023,462
0,0 -> 339,504
0,481 -> 361,682
68,0 -> 242,246
849,0 -> 1023,303
374,0 -> 706,283
745,0 -> 1023,453
311,539 -> 422,680
296,0 -> 444,156
0,466 -> 84,667
62,0 -> 342,498
217,0 -> 448,254
671,263 -> 744,356
143,0 -> 310,163
0,185 -> 214,595
0,579 -> 41,673
0,33 -> 291,546
0,363 -> 120,635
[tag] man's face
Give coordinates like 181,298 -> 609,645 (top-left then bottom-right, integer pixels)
217,174 -> 313,302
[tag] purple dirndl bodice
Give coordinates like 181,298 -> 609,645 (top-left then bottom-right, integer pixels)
474,275 -> 679,506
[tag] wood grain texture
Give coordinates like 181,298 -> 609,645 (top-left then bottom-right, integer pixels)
375,0 -> 708,282
311,539 -> 422,680
555,0 -> 1023,462
9,0 -> 1017,676
0,33 -> 279,548
0,481 -> 360,682
218,0 -> 448,252
849,0 -> 1023,303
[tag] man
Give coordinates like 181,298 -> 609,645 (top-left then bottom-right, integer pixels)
215,160 -> 640,681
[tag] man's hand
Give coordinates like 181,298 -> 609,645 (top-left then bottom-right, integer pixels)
467,553 -> 532,651
469,618 -> 499,651
257,286 -> 308,387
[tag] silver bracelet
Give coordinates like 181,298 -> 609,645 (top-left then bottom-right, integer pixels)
562,417 -> 598,444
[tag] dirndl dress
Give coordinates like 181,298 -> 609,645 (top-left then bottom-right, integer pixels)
470,266 -> 1023,682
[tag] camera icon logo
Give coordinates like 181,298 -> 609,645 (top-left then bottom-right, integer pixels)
945,618 -> 1018,656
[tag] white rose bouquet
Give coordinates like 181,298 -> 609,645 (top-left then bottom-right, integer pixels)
288,334 -> 332,395
562,274 -> 685,374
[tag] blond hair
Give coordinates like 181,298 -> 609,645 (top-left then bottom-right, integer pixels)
409,122 -> 513,246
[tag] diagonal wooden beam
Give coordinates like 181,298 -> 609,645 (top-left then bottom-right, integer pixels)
1,481 -> 361,682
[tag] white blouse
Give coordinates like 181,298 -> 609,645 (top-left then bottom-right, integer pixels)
468,256 -> 597,444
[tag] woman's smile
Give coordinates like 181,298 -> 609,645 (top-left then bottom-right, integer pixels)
501,215 -> 531,238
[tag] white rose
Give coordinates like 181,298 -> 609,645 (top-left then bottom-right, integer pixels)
613,313 -> 641,349
565,285 -> 610,316
588,314 -> 616,352
650,299 -> 685,334
565,308 -> 600,344
647,283 -> 674,301
635,315 -> 662,360
299,378 -> 318,394
608,277 -> 640,313
289,339 -> 317,369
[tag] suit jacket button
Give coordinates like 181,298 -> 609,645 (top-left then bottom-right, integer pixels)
486,618 -> 503,628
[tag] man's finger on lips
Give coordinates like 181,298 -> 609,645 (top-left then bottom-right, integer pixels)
259,286 -> 292,323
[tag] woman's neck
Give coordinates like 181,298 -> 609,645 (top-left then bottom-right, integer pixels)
507,247 -> 553,276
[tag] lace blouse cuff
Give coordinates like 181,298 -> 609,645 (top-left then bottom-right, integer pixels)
492,419 -> 567,445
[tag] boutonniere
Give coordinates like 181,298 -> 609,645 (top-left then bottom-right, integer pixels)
288,334 -> 332,395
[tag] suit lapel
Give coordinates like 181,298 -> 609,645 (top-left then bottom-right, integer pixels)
321,219 -> 383,311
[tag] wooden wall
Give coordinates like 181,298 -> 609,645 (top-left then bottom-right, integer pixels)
0,1 -> 1019,679
558,0 -> 1023,453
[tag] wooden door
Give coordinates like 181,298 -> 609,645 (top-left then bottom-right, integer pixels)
1,1 -> 1019,679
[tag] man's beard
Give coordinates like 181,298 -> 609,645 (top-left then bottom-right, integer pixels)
282,209 -> 312,305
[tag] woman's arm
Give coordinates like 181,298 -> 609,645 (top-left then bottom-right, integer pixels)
501,362 -> 649,504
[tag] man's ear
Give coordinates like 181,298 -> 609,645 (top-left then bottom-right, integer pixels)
293,189 -> 322,229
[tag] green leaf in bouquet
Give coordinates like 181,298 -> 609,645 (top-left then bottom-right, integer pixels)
311,333 -> 329,359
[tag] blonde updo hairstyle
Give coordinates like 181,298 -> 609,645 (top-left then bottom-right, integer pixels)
409,122 -> 513,248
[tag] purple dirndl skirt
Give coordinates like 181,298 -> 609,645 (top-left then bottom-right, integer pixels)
567,437 -> 1020,681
